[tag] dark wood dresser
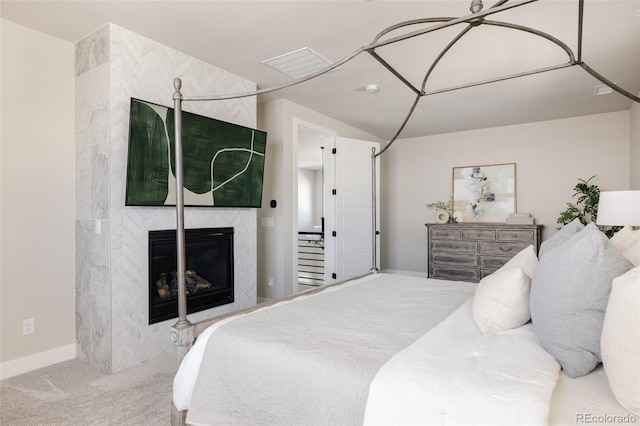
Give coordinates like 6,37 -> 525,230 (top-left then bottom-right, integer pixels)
425,223 -> 542,283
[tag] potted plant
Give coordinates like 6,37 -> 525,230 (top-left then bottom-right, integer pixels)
426,197 -> 456,224
557,176 -> 620,238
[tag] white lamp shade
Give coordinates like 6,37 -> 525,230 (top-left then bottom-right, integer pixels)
597,190 -> 640,226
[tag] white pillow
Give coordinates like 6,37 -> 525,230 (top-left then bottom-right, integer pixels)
501,244 -> 538,278
610,226 -> 640,253
600,267 -> 640,416
472,245 -> 538,335
473,268 -> 532,334
623,239 -> 640,266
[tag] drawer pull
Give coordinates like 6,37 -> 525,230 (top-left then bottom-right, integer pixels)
500,246 -> 513,252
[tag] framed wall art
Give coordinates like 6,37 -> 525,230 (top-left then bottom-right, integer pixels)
126,98 -> 267,208
452,163 -> 516,222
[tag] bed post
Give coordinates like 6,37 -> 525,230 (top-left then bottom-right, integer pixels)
370,147 -> 379,273
170,77 -> 194,364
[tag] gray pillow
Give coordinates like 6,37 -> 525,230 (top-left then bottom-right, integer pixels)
538,218 -> 584,259
530,223 -> 633,378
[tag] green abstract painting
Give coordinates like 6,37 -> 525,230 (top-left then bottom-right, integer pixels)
126,99 -> 267,207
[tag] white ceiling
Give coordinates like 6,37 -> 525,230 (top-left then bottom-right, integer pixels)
2,0 -> 639,140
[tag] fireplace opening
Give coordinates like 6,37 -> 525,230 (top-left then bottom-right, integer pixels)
148,227 -> 234,324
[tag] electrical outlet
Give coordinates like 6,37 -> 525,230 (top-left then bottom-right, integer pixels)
23,318 -> 35,335
268,277 -> 274,287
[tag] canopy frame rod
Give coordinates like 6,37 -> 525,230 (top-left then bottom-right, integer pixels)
171,0 -> 640,361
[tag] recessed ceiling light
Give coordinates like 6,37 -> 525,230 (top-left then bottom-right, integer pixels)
593,84 -> 613,96
262,47 -> 333,80
365,84 -> 379,93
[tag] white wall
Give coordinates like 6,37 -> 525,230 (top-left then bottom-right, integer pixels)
381,111 -> 631,274
297,169 -> 323,232
0,20 -> 76,372
298,168 -> 315,231
314,170 -> 323,227
631,97 -> 640,189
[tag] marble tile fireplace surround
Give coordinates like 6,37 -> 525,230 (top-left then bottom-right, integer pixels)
75,24 -> 258,374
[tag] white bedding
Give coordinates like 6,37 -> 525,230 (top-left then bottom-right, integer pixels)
364,299 -> 560,425
173,276 -> 375,411
549,367 -> 636,425
173,273 -> 633,425
175,274 -> 477,424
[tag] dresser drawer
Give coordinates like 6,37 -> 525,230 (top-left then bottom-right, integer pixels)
479,241 -> 530,256
426,223 -> 542,283
431,240 -> 477,253
462,229 -> 496,240
432,267 -> 479,282
432,253 -> 478,267
497,230 -> 534,242
480,255 -> 510,269
430,229 -> 461,239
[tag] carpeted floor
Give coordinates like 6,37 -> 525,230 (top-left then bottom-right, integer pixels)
0,355 -> 177,426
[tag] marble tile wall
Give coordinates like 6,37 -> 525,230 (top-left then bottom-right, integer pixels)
75,24 -> 258,374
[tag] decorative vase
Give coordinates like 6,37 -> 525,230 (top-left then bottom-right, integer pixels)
434,210 -> 450,224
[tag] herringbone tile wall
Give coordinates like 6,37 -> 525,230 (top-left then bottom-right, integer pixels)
76,23 -> 259,374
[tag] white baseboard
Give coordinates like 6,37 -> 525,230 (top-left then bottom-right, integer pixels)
382,269 -> 426,278
0,344 -> 76,380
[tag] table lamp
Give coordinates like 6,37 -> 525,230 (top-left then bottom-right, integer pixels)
596,190 -> 640,229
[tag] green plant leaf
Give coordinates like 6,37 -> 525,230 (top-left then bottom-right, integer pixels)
555,175 -> 621,238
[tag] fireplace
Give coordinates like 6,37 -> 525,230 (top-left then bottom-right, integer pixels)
148,227 -> 234,324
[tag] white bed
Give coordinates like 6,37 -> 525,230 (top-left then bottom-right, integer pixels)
167,2 -> 640,422
176,273 -> 478,425
549,368 -> 635,425
172,271 -> 637,426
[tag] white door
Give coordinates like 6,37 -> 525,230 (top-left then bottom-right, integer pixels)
331,137 -> 380,282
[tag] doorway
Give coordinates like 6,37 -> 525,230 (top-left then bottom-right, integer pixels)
295,121 -> 336,293
293,120 -> 381,294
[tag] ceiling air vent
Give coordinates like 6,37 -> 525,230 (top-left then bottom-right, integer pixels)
593,84 -> 613,96
262,47 -> 333,80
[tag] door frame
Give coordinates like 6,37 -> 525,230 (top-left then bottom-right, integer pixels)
292,118 -> 337,295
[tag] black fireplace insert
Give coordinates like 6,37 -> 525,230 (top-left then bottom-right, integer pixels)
148,227 -> 234,324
